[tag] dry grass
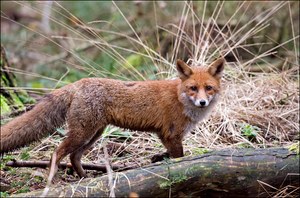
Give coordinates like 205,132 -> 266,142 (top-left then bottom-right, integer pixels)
1,1 -> 299,197
196,68 -> 299,148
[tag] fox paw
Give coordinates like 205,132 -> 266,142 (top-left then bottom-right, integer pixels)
151,152 -> 170,163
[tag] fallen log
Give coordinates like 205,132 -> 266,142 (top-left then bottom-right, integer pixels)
15,148 -> 299,197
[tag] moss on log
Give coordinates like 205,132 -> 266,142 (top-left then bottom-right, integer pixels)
0,44 -> 35,119
15,148 -> 299,197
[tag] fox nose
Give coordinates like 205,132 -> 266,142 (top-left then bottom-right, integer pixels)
199,100 -> 207,106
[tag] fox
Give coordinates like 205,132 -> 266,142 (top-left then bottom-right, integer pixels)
0,58 -> 225,181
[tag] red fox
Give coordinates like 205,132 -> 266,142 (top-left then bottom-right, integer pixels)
0,58 -> 225,180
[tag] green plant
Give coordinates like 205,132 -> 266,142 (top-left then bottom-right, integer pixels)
237,143 -> 252,148
20,150 -> 30,160
0,155 -> 14,170
0,192 -> 9,198
102,126 -> 132,140
192,148 -> 210,155
16,186 -> 30,194
288,141 -> 299,155
159,173 -> 188,189
240,124 -> 260,142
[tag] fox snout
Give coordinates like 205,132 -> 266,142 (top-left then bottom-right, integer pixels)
181,89 -> 215,109
195,99 -> 209,107
190,89 -> 213,108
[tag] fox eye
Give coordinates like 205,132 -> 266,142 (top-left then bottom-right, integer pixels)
205,85 -> 213,91
190,86 -> 198,91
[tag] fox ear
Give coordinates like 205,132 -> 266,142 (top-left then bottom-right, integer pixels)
176,59 -> 193,80
208,58 -> 225,79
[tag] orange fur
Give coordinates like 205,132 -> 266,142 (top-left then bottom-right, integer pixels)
0,58 -> 225,180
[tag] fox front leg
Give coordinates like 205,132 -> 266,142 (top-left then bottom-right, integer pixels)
151,135 -> 184,163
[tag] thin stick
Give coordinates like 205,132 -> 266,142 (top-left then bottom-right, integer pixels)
5,160 -> 136,172
103,142 -> 116,197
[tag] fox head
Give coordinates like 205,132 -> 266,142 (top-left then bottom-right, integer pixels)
176,58 -> 225,109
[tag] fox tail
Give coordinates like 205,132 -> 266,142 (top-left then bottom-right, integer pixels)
0,90 -> 72,154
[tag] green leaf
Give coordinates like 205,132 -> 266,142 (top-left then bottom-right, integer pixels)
20,151 -> 30,160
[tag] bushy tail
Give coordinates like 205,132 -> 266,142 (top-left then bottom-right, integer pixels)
0,90 -> 73,154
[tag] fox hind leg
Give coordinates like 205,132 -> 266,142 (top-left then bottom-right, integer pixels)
70,128 -> 105,178
47,125 -> 101,184
47,134 -> 88,186
44,135 -> 87,197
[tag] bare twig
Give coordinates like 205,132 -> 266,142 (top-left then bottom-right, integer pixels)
40,1 -> 53,34
5,160 -> 137,172
103,141 -> 116,198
